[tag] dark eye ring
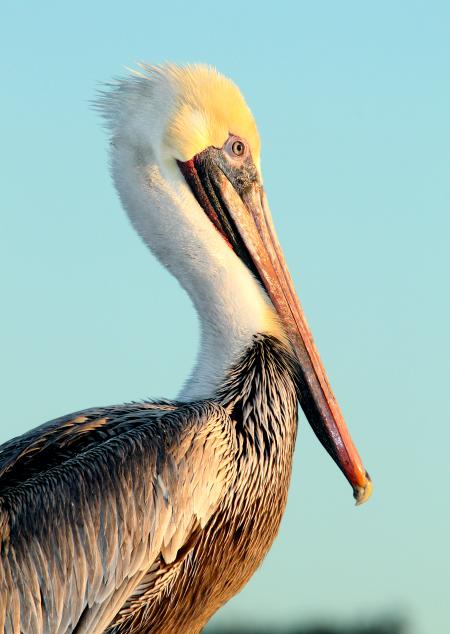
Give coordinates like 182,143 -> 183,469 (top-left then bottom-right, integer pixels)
231,140 -> 245,156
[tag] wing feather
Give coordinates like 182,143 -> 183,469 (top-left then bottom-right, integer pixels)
0,401 -> 234,632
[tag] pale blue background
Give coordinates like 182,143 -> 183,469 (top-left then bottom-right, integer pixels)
1,2 -> 449,633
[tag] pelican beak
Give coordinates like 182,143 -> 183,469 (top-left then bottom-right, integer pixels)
178,148 -> 372,505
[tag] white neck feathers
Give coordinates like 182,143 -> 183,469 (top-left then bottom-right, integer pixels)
100,73 -> 283,401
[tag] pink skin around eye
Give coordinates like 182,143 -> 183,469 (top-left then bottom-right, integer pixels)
224,134 -> 247,160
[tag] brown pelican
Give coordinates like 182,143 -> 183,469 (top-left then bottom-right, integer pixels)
0,64 -> 371,633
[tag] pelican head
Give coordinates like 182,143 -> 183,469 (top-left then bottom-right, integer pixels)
99,63 -> 371,504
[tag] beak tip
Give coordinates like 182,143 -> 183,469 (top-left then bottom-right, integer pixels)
353,471 -> 372,506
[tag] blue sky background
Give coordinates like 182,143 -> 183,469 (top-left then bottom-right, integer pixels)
1,2 -> 449,632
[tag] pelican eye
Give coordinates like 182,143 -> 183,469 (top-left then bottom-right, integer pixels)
231,140 -> 245,157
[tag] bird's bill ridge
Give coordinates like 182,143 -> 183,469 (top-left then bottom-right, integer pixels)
178,146 -> 372,505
